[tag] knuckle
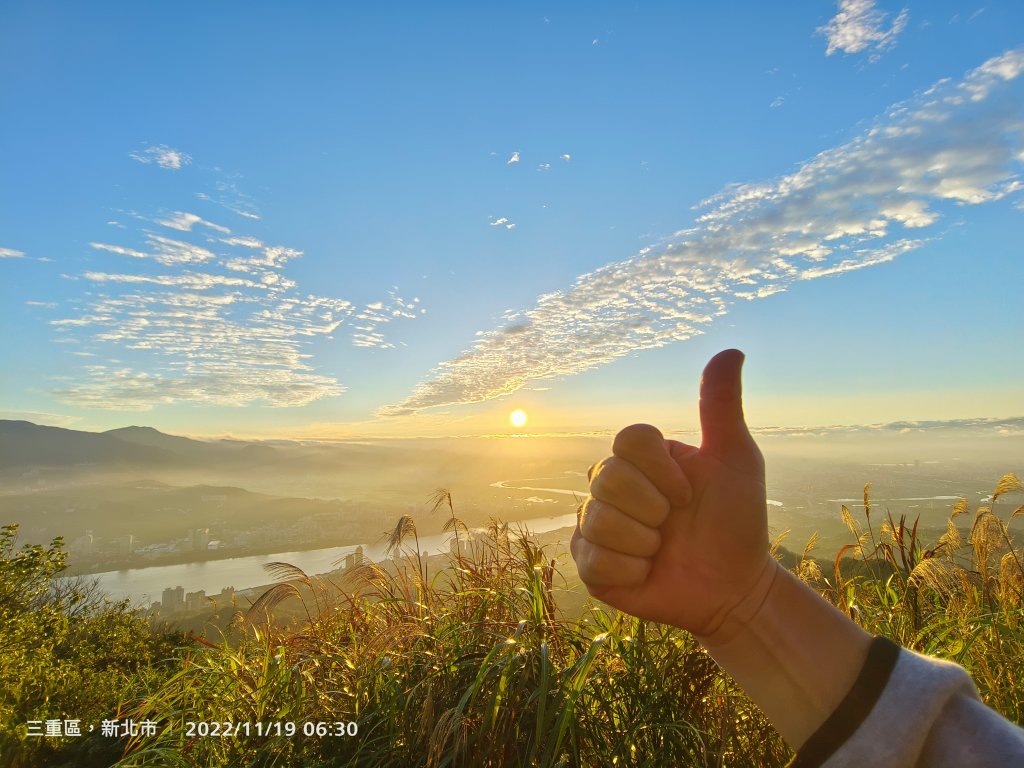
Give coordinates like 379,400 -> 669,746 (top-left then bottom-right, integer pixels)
612,423 -> 664,457
639,526 -> 662,556
588,456 -> 624,499
583,541 -> 611,578
579,499 -> 610,540
648,494 -> 671,525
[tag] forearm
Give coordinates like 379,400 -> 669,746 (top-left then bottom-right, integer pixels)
695,560 -> 873,749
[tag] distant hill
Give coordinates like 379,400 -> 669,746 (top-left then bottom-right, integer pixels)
103,425 -> 219,455
108,425 -> 279,464
0,420 -> 176,468
235,443 -> 279,463
0,420 -> 278,469
0,479 -> 350,550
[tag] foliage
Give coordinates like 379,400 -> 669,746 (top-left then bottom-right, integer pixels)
3,473 -> 1023,767
117,499 -> 786,767
0,524 -> 181,768
804,473 -> 1024,723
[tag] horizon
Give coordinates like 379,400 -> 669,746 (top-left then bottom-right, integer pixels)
5,413 -> 1024,446
2,3 -> 1022,440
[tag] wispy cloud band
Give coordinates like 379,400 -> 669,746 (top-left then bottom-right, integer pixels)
129,144 -> 192,170
55,188 -> 422,409
379,49 -> 1024,417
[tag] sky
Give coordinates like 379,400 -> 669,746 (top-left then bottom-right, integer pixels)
1,1 -> 1022,440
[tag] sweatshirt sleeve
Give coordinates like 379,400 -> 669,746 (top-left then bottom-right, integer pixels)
787,636 -> 1024,768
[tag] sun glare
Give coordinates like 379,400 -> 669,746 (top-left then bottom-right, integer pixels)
509,409 -> 528,428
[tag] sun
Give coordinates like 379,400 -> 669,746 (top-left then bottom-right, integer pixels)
509,409 -> 528,428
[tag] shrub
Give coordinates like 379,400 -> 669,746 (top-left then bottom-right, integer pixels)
0,524 -> 180,768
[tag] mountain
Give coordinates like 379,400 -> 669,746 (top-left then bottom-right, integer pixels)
234,443 -> 279,463
0,421 -> 280,469
105,426 -> 280,464
0,420 -> 177,468
103,425 -> 222,457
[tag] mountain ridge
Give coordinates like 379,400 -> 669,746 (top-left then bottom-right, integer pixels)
0,420 -> 276,469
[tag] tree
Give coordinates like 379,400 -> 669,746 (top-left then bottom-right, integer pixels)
0,524 -> 180,767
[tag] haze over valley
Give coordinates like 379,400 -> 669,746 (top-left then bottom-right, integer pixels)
2,417 -> 1019,607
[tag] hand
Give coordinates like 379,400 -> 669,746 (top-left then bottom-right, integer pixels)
570,349 -> 776,638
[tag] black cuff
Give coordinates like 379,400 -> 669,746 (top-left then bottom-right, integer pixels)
787,635 -> 901,768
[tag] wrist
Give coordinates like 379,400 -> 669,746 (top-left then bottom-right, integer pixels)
694,555 -> 782,646
693,562 -> 873,748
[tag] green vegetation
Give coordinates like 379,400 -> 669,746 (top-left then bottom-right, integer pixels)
0,525 -> 182,768
1,476 -> 1022,767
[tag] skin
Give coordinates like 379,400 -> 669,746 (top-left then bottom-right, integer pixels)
570,349 -> 873,748
570,348 -> 774,637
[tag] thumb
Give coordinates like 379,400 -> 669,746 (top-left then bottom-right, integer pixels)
699,349 -> 761,473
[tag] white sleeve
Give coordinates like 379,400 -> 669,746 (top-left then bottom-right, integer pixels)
792,637 -> 1024,767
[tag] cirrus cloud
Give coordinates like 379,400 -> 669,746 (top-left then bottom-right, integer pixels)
818,0 -> 909,58
52,169 -> 424,410
379,48 -> 1024,417
129,144 -> 192,170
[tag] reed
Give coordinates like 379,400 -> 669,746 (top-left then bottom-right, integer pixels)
7,473 -> 1021,767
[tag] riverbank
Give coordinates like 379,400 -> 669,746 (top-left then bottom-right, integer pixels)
85,510 -> 581,605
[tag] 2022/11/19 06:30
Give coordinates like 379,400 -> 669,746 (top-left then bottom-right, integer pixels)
183,721 -> 359,737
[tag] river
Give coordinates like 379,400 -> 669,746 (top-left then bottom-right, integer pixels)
89,508 -> 581,605
88,474 -> 795,605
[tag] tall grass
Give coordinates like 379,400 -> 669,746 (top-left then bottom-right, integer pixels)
812,473 -> 1024,723
112,475 -> 1022,767
117,496 -> 784,767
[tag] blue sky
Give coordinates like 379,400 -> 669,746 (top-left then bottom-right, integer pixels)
1,1 -> 1022,439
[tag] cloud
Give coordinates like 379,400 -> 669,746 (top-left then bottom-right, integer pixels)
53,365 -> 346,411
0,247 -> 25,258
220,236 -> 264,249
770,96 -> 785,108
754,416 -> 1024,438
818,0 -> 909,58
52,177 -> 425,409
91,234 -> 219,266
195,184 -> 262,221
52,273 -> 357,408
78,271 -> 260,289
507,151 -> 521,165
89,243 -> 148,260
223,244 -> 301,273
378,48 -> 1024,417
0,410 -> 79,427
156,211 -> 231,234
129,144 -> 192,170
561,154 -> 572,162
350,291 -> 423,349
490,216 -> 516,230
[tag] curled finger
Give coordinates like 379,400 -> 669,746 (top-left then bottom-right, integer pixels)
574,536 -> 652,588
579,496 -> 661,557
589,456 -> 671,528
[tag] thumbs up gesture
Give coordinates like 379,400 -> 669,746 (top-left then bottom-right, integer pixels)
571,349 -> 777,639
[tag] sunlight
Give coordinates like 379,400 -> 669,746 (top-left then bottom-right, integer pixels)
509,409 -> 528,428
